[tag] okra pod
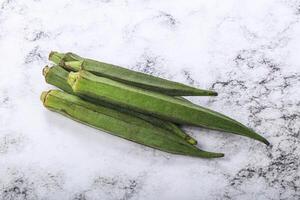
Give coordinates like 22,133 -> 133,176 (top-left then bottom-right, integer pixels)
49,51 -> 218,96
43,65 -> 197,145
41,90 -> 223,158
130,112 -> 197,145
68,70 -> 269,145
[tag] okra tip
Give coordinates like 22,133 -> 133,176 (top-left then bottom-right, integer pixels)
214,152 -> 224,158
200,151 -> 224,158
183,88 -> 218,96
196,90 -> 218,96
246,128 -> 270,146
261,137 -> 270,146
208,91 -> 218,96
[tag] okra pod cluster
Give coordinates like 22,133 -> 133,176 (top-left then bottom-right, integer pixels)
41,51 -> 269,159
43,65 -> 198,145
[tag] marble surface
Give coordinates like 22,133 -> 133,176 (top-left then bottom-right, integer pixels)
1,0 -> 300,199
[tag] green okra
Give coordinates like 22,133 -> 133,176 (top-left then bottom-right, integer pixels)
49,51 -> 218,96
43,65 -> 197,145
43,65 -> 73,94
130,112 -> 197,145
48,52 -> 65,65
68,70 -> 269,145
41,90 -> 223,158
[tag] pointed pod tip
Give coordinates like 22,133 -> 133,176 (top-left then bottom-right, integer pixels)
218,153 -> 225,158
208,152 -> 225,158
196,150 -> 225,158
210,91 -> 218,96
262,138 -> 270,146
191,89 -> 218,96
248,129 -> 270,146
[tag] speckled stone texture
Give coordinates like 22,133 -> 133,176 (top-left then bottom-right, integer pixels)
0,0 -> 299,199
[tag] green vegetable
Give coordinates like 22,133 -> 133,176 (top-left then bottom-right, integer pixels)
49,51 -> 218,96
48,52 -> 65,65
43,65 -> 73,94
41,90 -> 223,158
68,70 -> 269,145
43,65 -> 197,145
131,112 -> 197,145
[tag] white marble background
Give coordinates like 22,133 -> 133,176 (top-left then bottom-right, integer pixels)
0,0 -> 300,199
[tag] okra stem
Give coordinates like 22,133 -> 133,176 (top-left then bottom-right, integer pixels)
49,51 -> 65,64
